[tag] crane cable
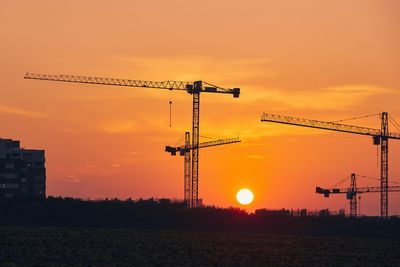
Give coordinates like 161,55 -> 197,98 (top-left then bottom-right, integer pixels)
173,134 -> 184,147
356,174 -> 400,185
330,175 -> 351,189
389,115 -> 400,132
329,173 -> 400,189
200,135 -> 216,140
331,113 -> 381,123
203,81 -> 229,92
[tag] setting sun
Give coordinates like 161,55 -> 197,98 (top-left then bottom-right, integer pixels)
236,189 -> 254,205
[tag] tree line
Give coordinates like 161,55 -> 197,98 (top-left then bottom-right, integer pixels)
0,197 -> 399,238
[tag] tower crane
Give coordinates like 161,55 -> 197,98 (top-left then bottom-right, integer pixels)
316,173 -> 400,217
24,73 -> 240,208
165,132 -> 240,206
261,112 -> 400,218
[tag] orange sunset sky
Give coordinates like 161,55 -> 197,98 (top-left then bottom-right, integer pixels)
1,1 -> 399,215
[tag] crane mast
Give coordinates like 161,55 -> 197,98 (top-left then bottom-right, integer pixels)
350,173 -> 357,217
192,82 -> 201,208
165,132 -> 240,206
261,112 -> 400,218
25,73 -> 240,208
184,132 -> 191,206
380,113 -> 389,217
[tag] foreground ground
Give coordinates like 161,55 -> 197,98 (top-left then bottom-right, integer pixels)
0,227 -> 399,266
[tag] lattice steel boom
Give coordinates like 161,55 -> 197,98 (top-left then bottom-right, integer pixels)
261,113 -> 400,139
317,185 -> 400,194
24,73 -> 240,96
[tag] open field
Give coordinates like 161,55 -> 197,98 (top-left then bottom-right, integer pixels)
0,227 -> 399,266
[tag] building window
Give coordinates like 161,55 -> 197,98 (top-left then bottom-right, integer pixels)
4,173 -> 18,179
0,183 -> 19,189
12,141 -> 19,148
5,163 -> 14,169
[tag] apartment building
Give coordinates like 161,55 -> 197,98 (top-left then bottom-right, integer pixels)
0,138 -> 45,199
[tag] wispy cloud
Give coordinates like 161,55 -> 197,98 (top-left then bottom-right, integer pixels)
113,56 -> 275,85
62,128 -> 88,134
196,84 -> 399,140
96,120 -> 138,134
126,151 -> 141,156
243,84 -> 396,110
247,154 -> 265,160
78,79 -> 398,140
0,103 -> 49,118
59,175 -> 81,183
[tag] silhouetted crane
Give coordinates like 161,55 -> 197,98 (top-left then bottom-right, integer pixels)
24,73 -> 240,207
165,132 -> 240,205
261,112 -> 400,218
316,173 -> 400,217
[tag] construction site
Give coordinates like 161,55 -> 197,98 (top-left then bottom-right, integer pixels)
1,2 -> 400,266
0,73 -> 388,218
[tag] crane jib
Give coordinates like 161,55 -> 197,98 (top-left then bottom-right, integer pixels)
24,73 -> 240,97
316,186 -> 400,195
165,138 -> 241,156
260,113 -> 400,139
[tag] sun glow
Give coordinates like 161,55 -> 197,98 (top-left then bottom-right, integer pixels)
236,188 -> 254,205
